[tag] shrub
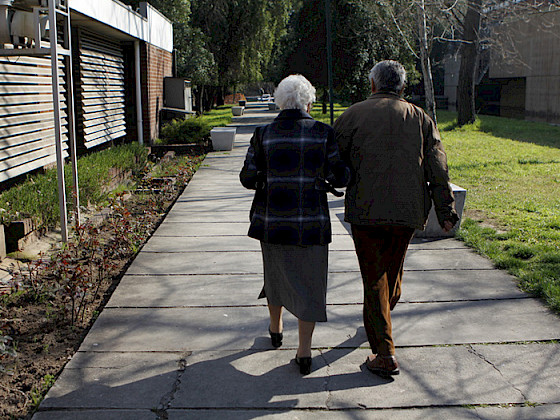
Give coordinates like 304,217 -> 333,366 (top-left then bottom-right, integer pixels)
160,118 -> 210,145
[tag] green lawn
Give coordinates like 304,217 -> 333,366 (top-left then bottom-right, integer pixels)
437,111 -> 560,311
310,104 -> 347,124
198,104 -> 233,128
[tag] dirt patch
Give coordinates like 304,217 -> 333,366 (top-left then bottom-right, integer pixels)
0,150 -> 206,419
463,208 -> 508,233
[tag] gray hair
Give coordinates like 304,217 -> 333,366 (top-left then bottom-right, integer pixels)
368,60 -> 406,93
274,74 -> 316,111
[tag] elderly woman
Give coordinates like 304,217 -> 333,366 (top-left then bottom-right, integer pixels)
240,75 -> 349,375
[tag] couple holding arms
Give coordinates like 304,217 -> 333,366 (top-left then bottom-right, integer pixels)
240,60 -> 459,376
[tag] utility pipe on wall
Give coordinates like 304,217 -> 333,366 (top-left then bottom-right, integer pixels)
134,40 -> 143,145
48,0 -> 68,242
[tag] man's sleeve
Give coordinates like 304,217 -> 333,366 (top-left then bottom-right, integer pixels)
423,115 -> 459,228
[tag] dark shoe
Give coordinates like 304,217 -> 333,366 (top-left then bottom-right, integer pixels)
365,354 -> 399,378
269,328 -> 283,348
295,355 -> 312,375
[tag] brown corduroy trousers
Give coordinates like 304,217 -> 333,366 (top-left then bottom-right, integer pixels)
351,225 -> 415,356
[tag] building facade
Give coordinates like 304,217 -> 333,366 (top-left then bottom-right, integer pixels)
445,9 -> 560,125
0,0 -> 173,185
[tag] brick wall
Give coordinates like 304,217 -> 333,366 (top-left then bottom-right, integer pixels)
141,43 -> 173,143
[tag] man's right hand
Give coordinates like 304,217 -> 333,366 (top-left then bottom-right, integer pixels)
442,220 -> 455,232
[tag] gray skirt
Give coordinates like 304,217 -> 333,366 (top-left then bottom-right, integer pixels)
259,242 -> 328,322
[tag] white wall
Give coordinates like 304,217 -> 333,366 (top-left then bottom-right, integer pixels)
70,0 -> 173,52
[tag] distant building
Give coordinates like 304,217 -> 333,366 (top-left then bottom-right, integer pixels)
445,9 -> 560,125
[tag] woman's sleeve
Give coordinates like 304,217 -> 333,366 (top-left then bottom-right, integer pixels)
240,126 -> 263,190
325,127 -> 351,188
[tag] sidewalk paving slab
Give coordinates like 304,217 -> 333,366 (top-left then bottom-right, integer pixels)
33,405 -> 560,420
107,269 -> 525,308
166,406 -> 560,420
125,248 -> 494,276
75,299 -> 560,353
169,347 -> 524,410
40,352 -> 180,410
470,343 -> 560,403
34,411 -> 157,420
142,234 -> 474,252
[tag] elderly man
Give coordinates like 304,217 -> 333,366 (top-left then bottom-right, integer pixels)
334,60 -> 458,377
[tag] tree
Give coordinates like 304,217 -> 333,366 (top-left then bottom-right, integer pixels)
360,0 -> 474,124
456,0 -> 482,126
416,0 -> 438,123
270,0 -> 416,106
190,0 -> 293,104
119,1 -> 219,111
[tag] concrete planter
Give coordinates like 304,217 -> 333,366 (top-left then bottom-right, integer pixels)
414,183 -> 467,238
232,106 -> 244,116
210,127 -> 236,151
268,103 -> 278,110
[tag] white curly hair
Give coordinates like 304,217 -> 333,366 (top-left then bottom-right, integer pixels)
273,74 -> 316,111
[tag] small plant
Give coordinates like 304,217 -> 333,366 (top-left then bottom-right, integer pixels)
30,374 -> 55,409
0,332 -> 17,373
160,118 -> 210,145
7,255 -> 52,303
51,246 -> 92,326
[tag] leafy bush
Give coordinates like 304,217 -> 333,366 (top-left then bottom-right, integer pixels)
159,117 -> 211,145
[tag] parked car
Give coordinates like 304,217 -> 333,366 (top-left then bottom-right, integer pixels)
258,94 -> 273,101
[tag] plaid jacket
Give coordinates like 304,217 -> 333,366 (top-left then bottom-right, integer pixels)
240,109 -> 350,245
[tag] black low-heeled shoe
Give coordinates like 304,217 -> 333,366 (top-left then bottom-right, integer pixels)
295,355 -> 312,375
269,328 -> 283,348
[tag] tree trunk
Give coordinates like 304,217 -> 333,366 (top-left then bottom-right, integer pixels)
457,0 -> 482,126
194,85 -> 204,115
202,86 -> 214,112
216,86 -> 225,107
416,0 -> 437,125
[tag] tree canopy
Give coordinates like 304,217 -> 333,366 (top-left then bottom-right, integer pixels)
189,0 -> 293,87
269,0 -> 417,104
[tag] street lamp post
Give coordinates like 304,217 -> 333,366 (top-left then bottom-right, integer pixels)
325,0 -> 334,126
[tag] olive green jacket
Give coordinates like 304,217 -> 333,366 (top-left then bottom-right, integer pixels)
333,91 -> 458,230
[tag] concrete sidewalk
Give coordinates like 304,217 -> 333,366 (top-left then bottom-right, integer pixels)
35,104 -> 560,419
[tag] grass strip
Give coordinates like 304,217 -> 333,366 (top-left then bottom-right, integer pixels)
0,143 -> 148,228
437,111 -> 560,312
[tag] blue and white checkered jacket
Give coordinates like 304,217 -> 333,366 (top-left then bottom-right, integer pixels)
240,109 -> 350,245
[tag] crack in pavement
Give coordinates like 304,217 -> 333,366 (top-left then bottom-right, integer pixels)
319,349 -> 333,409
467,345 -> 528,401
155,351 -> 191,420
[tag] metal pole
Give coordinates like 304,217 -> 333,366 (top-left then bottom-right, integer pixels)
48,0 -> 68,242
135,40 -> 144,145
63,6 -> 80,226
325,0 -> 334,126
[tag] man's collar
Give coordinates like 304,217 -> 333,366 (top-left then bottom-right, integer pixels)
368,91 -> 402,99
